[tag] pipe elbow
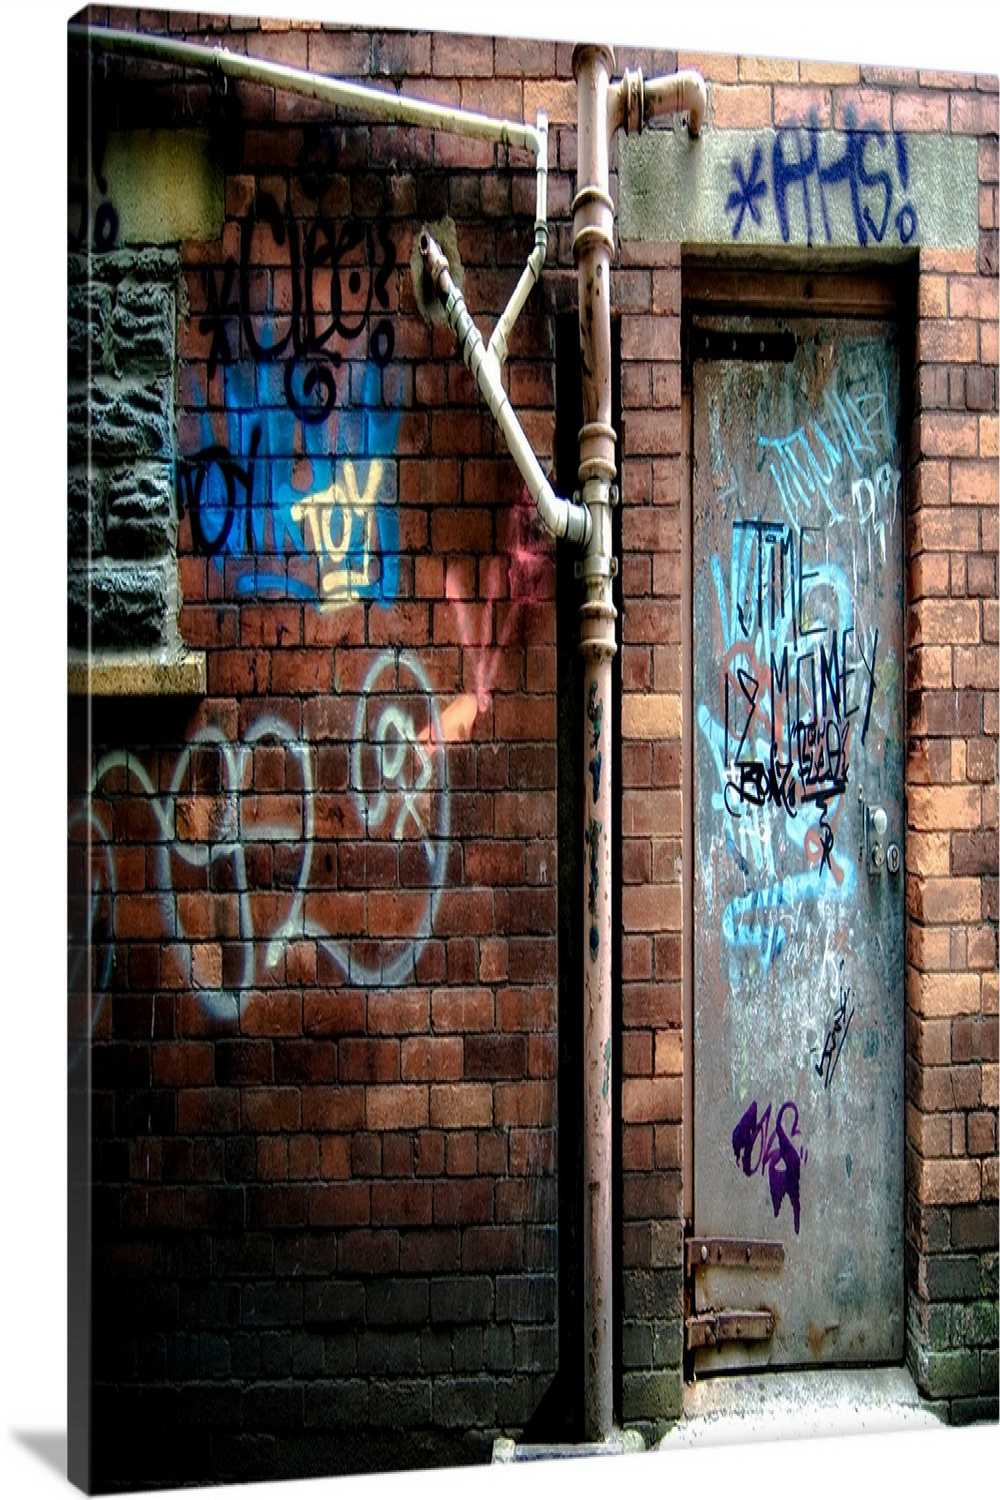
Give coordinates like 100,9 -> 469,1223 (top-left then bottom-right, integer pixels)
675,69 -> 707,136
641,68 -> 708,137
537,482 -> 593,548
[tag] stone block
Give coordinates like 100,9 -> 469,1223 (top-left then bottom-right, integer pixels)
68,467 -> 104,557
68,563 -> 170,648
68,280 -> 112,373
110,281 -> 176,369
87,375 -> 174,462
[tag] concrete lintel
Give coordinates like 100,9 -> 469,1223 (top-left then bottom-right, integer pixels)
620,127 -> 979,252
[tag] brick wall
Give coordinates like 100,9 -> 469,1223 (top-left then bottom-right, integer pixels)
70,10 -> 576,1487
903,78 -> 998,1417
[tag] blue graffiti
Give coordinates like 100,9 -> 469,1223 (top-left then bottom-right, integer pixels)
178,350 -> 401,609
697,504 -> 870,967
725,115 -> 918,248
724,144 -> 768,236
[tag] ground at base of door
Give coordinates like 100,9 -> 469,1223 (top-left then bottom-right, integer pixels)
657,1365 -> 942,1447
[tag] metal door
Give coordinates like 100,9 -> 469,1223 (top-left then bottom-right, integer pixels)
690,315 -> 905,1371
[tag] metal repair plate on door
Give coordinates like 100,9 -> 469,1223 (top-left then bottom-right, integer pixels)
691,316 -> 905,1371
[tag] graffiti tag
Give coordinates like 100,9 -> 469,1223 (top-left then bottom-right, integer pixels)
73,659 -> 450,1038
725,118 -> 918,248
732,1097 -> 807,1234
177,360 -> 401,609
814,962 -> 855,1089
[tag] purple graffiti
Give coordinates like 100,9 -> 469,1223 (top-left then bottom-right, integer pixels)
732,1098 -> 807,1234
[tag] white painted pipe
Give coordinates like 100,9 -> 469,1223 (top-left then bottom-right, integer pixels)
489,113 -> 549,368
420,231 -> 592,548
68,24 -> 545,155
641,68 -> 708,136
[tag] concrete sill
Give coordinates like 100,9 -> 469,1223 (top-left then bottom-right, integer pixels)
67,649 -> 207,699
493,1430 -> 646,1462
658,1366 -> 943,1448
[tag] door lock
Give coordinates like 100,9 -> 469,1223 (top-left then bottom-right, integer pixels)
860,792 -> 898,876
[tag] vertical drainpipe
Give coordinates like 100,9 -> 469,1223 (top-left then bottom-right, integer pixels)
572,42 -> 619,1444
572,43 -> 705,1444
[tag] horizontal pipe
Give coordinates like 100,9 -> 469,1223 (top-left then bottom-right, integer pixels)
71,25 -> 552,383
67,24 -> 544,155
420,232 -> 591,549
643,68 -> 708,137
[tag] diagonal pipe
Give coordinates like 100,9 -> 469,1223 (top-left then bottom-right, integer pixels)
419,231 -> 591,547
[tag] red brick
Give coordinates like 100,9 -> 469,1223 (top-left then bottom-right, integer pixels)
399,1036 -> 463,1082
431,987 -> 495,1033
623,1076 -> 682,1125
366,1084 -> 428,1131
918,411 -> 980,458
893,90 -> 950,131
909,876 -> 985,925
371,1181 -> 433,1226
712,84 -> 773,128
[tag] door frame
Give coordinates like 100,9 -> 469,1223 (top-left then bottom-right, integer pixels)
679,254 -> 917,1373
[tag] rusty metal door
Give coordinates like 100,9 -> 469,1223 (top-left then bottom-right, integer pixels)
690,315 -> 905,1370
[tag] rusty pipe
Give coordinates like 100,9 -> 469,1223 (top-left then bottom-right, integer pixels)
572,42 -> 706,1442
572,41 -> 619,1445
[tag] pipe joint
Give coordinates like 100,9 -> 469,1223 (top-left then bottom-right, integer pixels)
419,231 -> 592,551
612,66 -> 645,136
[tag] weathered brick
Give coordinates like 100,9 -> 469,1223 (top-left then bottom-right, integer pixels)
915,1158 -> 982,1205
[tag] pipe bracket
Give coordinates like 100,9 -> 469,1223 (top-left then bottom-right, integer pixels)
575,555 -> 618,581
